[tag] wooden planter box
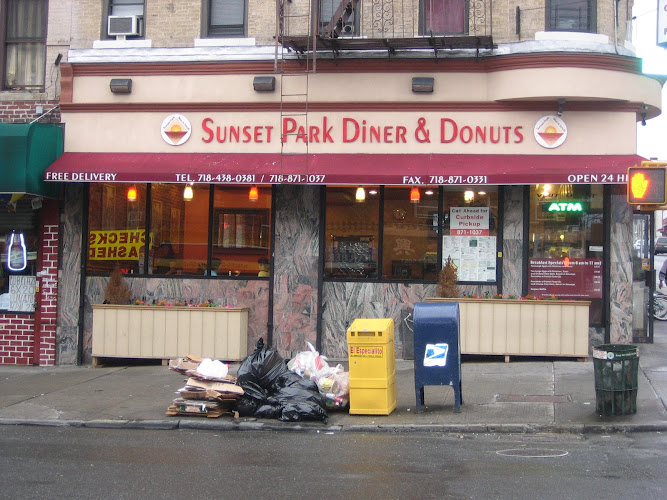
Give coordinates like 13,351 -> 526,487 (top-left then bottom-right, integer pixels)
424,298 -> 590,359
92,305 -> 249,363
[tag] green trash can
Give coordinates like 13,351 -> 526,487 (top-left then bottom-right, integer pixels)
592,344 -> 639,416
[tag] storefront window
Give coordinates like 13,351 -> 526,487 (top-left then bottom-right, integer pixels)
87,183 -> 148,275
324,186 -> 380,279
383,187 -> 438,280
211,185 -> 271,276
87,184 -> 272,277
442,187 -> 499,283
528,184 -> 604,324
0,195 -> 39,312
325,186 -> 499,282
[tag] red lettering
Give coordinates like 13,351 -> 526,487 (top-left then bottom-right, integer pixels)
322,117 -> 333,143
343,118 -> 359,142
108,232 -> 117,244
127,246 -> 139,259
309,125 -> 320,143
253,126 -> 263,142
129,231 -> 141,243
107,246 -> 117,258
490,126 -> 501,143
265,126 -> 273,142
383,126 -> 393,143
396,126 -> 407,143
503,126 -> 512,143
370,125 -> 381,143
440,118 -> 457,143
282,118 -> 297,142
118,232 -> 128,244
96,247 -> 106,258
89,233 -> 96,245
514,126 -> 524,143
243,126 -> 252,143
475,126 -> 486,143
295,125 -> 307,142
97,233 -> 108,244
215,126 -> 226,142
230,126 -> 240,142
201,118 -> 214,143
460,126 -> 473,143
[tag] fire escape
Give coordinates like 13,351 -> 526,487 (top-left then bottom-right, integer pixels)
273,1 -> 495,170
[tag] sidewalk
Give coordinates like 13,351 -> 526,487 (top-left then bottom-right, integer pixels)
1,325 -> 665,434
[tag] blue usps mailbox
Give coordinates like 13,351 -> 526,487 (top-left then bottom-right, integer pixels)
413,301 -> 462,412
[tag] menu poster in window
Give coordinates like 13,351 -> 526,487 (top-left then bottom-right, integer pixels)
450,207 -> 490,236
529,258 -> 602,298
443,235 -> 496,282
9,275 -> 36,312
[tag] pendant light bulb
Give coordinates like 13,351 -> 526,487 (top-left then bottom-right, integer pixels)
183,184 -> 194,201
249,185 -> 259,202
355,186 -> 366,202
410,187 -> 420,204
127,185 -> 138,202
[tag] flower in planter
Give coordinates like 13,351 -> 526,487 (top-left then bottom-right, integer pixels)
492,293 -> 504,299
133,299 -> 218,307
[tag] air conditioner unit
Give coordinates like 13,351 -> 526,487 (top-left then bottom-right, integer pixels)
342,22 -> 354,35
108,15 -> 142,37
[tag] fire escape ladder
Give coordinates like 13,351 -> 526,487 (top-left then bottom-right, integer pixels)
275,0 -> 316,175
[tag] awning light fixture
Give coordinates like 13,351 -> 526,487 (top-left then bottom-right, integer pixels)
355,186 -> 366,202
126,185 -> 137,202
183,183 -> 194,201
249,185 -> 259,202
410,187 -> 420,203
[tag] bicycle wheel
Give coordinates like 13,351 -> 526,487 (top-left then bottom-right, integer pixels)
654,295 -> 667,320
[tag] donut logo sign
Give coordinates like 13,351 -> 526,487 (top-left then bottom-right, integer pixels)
534,115 -> 567,149
161,114 -> 192,146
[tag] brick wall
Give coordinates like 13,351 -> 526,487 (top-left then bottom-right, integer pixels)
0,199 -> 60,366
0,99 -> 60,124
0,316 -> 35,365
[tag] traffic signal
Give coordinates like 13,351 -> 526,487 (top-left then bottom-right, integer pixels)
627,166 -> 667,204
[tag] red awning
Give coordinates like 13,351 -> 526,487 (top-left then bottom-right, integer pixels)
44,152 -> 644,185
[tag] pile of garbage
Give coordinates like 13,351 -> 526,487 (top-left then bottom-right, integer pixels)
166,340 -> 350,422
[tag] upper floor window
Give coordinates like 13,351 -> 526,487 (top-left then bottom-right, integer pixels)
419,0 -> 468,36
105,0 -> 145,39
207,0 -> 246,37
2,0 -> 47,91
546,0 -> 596,33
319,0 -> 359,36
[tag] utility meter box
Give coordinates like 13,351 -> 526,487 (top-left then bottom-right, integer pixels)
346,318 -> 397,415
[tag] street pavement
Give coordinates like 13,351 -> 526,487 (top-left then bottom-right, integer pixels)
1,323 -> 665,434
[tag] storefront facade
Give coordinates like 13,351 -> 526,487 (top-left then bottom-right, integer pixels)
43,48 -> 661,364
0,123 -> 63,365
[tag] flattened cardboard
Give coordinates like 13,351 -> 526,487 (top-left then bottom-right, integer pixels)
185,377 -> 244,395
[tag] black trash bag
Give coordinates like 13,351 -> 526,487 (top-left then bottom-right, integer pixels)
235,338 -> 327,422
236,338 -> 288,390
234,380 -> 266,417
273,371 -> 328,422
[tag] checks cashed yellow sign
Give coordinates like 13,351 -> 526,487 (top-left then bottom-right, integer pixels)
88,230 -> 148,260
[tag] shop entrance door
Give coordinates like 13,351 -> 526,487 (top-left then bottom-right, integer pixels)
632,213 -> 653,343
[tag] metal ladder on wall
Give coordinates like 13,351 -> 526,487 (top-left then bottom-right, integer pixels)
275,0 -> 317,176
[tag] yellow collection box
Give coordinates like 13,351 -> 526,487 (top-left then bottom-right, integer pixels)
346,318 -> 397,415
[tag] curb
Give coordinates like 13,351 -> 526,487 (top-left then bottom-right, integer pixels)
1,418 -> 665,434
